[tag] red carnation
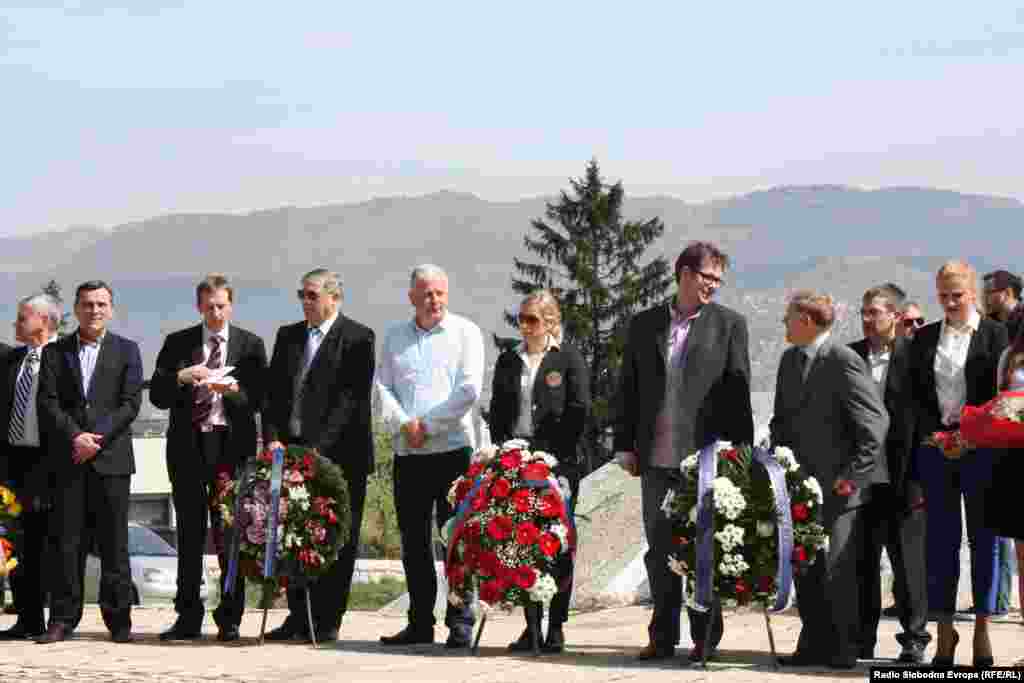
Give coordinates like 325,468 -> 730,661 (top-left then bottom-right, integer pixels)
791,503 -> 810,522
513,565 -> 537,589
792,545 -> 808,564
467,462 -> 485,478
835,479 -> 857,497
511,489 -> 532,513
515,521 -> 541,545
538,491 -> 563,518
672,535 -> 689,546
447,563 -> 466,587
490,478 -> 512,499
463,521 -> 481,542
455,478 -> 473,502
471,490 -> 489,512
257,449 -> 273,463
734,578 -> 749,594
479,580 -> 503,604
720,448 -> 740,463
487,515 -> 515,541
500,450 -> 523,469
462,545 -> 480,569
756,576 -> 774,594
538,532 -> 561,557
478,550 -> 500,576
523,461 -> 551,481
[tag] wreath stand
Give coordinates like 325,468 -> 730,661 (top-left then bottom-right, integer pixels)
255,580 -> 318,648
471,601 -> 542,656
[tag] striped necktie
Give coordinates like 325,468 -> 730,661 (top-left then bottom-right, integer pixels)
8,349 -> 40,443
192,335 -> 223,427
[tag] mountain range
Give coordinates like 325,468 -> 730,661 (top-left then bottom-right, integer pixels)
5,184 -> 1020,412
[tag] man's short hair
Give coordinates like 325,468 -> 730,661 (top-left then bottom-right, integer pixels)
75,280 -> 113,305
983,270 -> 1023,298
863,284 -> 906,311
788,290 -> 836,329
409,264 -> 448,288
302,268 -> 342,300
674,242 -> 730,282
20,293 -> 61,330
903,300 -> 921,312
196,273 -> 234,304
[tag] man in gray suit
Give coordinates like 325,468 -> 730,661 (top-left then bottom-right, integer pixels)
770,290 -> 889,669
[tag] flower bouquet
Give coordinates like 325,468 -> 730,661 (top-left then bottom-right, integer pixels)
662,441 -> 828,665
215,445 -> 350,644
924,429 -> 974,460
0,485 -> 22,577
444,439 -> 575,653
959,391 -> 1024,449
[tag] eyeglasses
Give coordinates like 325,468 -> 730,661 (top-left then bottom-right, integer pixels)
517,313 -> 542,327
902,317 -> 925,329
691,269 -> 724,287
297,290 -> 321,302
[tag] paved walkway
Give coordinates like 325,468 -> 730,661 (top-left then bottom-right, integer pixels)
2,606 -> 1022,682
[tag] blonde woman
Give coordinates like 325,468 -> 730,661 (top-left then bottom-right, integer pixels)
488,289 -> 589,653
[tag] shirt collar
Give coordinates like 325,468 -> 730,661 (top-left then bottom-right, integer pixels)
77,330 -> 105,349
310,312 -> 338,337
941,307 -> 981,335
801,329 -> 831,358
412,312 -> 448,335
671,297 -> 702,323
203,322 -> 229,345
516,335 -> 560,359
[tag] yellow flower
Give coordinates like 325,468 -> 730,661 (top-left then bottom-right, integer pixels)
0,487 -> 12,506
0,558 -> 17,576
8,501 -> 21,517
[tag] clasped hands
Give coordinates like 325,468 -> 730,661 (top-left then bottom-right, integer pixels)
401,418 -> 428,449
178,364 -> 238,394
72,432 -> 104,464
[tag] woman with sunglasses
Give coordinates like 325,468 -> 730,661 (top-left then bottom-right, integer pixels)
899,302 -> 925,339
907,261 -> 1008,666
488,289 -> 590,653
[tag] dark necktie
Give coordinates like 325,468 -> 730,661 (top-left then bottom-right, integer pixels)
8,349 -> 40,443
795,350 -> 809,384
192,335 -> 223,427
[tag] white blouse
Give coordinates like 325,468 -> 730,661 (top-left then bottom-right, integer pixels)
933,308 -> 980,426
514,336 -> 558,437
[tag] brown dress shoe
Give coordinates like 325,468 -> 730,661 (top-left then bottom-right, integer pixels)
36,623 -> 69,644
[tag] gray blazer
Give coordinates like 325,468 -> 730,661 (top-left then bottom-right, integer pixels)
770,338 -> 889,526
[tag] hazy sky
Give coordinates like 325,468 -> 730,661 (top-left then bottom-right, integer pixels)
4,2 -> 1023,236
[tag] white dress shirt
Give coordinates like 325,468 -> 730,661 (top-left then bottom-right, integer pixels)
11,336 -> 58,448
202,323 -> 229,428
78,332 -> 104,397
514,336 -> 558,438
866,344 -> 892,387
376,311 -> 485,455
934,308 -> 981,426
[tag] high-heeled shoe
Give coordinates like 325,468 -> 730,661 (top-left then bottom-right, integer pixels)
972,632 -> 994,668
930,630 -> 959,667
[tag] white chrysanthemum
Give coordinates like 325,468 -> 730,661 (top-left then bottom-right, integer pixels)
539,452 -> 559,468
756,520 -> 775,538
527,573 -> 558,604
714,441 -> 734,453
290,485 -> 310,505
680,453 -> 699,473
802,477 -> 824,505
711,477 -> 747,520
550,523 -> 569,548
714,524 -> 745,552
718,553 -> 750,577
502,438 -> 531,451
476,444 -> 498,462
689,505 -> 698,525
660,489 -> 677,514
773,446 -> 800,473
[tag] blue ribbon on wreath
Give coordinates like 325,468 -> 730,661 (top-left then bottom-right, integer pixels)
263,446 -> 286,579
222,458 -> 257,596
693,441 -> 719,612
751,445 -> 794,612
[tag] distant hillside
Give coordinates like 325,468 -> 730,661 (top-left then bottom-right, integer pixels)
2,185 -> 1017,395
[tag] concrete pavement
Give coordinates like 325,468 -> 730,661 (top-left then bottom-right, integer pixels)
2,605 -> 1022,682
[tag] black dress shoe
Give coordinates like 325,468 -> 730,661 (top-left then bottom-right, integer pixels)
36,623 -> 69,644
898,641 -> 926,664
688,640 -> 718,663
159,620 -> 203,641
313,628 -> 339,643
828,656 -> 858,669
111,628 -> 133,644
882,605 -> 900,618
265,620 -> 309,642
508,628 -> 535,652
973,655 -> 994,668
217,625 -> 241,642
777,652 -> 822,667
379,625 -> 434,646
636,642 -> 675,660
542,625 -> 565,654
445,627 -> 472,649
857,646 -> 875,659
0,621 -> 46,640
931,630 -> 959,667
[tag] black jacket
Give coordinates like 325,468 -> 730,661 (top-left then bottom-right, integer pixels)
38,331 -> 144,476
263,315 -> 375,477
613,301 -> 753,472
488,341 -> 590,465
149,323 -> 267,469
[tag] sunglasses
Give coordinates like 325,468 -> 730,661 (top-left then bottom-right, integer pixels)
902,317 -> 925,329
517,313 -> 543,326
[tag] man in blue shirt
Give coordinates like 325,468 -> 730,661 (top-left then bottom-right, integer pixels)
377,264 -> 484,649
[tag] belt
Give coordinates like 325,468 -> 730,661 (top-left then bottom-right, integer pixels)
198,424 -> 229,434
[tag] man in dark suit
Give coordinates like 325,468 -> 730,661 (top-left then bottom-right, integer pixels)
263,268 -> 375,643
36,281 -> 143,643
0,294 -> 59,639
771,290 -> 889,669
613,241 -> 754,663
849,285 -> 929,663
149,274 -> 267,642
983,270 -> 1024,342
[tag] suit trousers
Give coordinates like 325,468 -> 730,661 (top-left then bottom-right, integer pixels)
393,448 -> 474,631
916,445 -> 999,619
51,466 -> 132,632
167,429 -> 245,628
284,460 -> 367,633
793,505 -> 865,661
857,483 -> 929,650
1,445 -> 48,630
641,466 -> 723,649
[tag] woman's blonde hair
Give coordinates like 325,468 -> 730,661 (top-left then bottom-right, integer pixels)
521,289 -> 563,343
936,260 -> 978,294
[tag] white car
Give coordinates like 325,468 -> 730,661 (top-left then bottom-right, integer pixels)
84,523 -> 211,605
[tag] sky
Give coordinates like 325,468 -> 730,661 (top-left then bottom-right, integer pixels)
3,1 -> 1023,236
